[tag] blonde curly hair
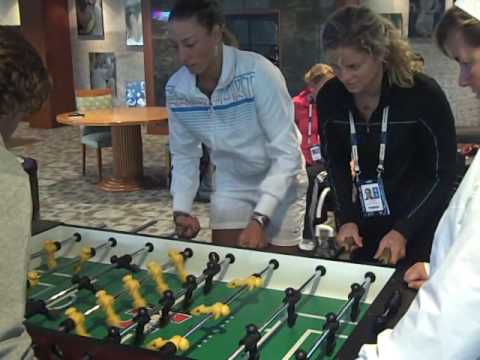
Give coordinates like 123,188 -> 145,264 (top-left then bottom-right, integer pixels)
304,64 -> 334,85
321,6 -> 415,88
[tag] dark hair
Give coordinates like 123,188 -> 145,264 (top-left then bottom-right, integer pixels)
168,0 -> 225,32
0,27 -> 50,119
435,6 -> 480,57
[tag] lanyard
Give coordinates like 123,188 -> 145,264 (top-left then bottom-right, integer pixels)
307,103 -> 313,145
307,98 -> 318,146
349,106 -> 389,182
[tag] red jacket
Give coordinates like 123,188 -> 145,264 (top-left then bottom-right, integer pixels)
293,87 -> 320,165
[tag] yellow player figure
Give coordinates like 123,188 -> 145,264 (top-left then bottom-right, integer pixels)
168,250 -> 188,283
74,246 -> 94,273
146,261 -> 169,295
122,274 -> 146,309
96,290 -> 121,327
148,335 -> 189,352
43,240 -> 58,269
27,271 -> 40,288
65,307 -> 89,337
191,302 -> 230,319
227,275 -> 263,290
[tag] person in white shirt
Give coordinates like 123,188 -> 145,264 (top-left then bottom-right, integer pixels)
166,0 -> 307,253
358,1 -> 480,358
0,26 -> 51,360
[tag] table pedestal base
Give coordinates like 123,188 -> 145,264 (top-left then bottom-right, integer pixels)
97,177 -> 144,192
96,125 -> 144,192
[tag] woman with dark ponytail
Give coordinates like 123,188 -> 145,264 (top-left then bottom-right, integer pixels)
166,0 -> 307,253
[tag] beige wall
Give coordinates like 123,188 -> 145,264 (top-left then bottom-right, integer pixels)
0,0 -> 20,26
361,0 -> 409,37
67,0 -> 145,106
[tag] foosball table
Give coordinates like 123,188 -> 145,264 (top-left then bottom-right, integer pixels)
26,224 -> 414,360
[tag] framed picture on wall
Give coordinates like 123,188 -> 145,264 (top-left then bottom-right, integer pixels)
409,0 -> 445,38
125,80 -> 146,107
381,13 -> 403,36
125,0 -> 143,46
89,52 -> 116,96
76,0 -> 104,37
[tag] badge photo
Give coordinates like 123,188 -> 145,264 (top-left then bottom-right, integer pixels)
310,145 -> 322,162
358,179 -> 390,217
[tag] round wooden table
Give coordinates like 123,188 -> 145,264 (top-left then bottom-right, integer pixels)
57,107 -> 168,192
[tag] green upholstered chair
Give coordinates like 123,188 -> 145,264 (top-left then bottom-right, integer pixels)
75,88 -> 113,180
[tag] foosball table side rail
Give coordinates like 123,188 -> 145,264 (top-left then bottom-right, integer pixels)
336,265 -> 417,359
30,225 -> 394,302
28,323 -> 189,360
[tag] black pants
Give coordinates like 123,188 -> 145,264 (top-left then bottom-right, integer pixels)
303,162 -> 327,239
21,157 -> 40,221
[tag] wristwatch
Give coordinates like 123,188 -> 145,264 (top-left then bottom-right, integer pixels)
251,212 -> 270,228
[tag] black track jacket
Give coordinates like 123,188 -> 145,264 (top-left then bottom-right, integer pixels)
317,72 -> 457,243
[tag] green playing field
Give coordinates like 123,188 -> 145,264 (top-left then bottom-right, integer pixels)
27,257 -> 369,359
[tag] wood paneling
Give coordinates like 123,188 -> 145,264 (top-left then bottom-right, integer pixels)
143,0 -> 155,107
142,0 -> 168,135
19,0 -> 75,128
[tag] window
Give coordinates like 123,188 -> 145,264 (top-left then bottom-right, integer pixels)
226,12 -> 279,66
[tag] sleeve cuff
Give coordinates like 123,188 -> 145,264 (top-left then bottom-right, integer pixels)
338,214 -> 358,227
424,262 -> 430,276
392,221 -> 413,242
172,193 -> 195,214
254,194 -> 280,219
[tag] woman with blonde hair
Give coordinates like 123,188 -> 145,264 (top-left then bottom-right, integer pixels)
317,6 -> 457,265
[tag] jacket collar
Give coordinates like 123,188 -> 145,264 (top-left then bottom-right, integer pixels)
174,44 -> 236,95
295,87 -> 315,105
344,71 -> 393,111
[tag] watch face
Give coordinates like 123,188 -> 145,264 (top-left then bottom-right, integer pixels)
252,214 -> 268,227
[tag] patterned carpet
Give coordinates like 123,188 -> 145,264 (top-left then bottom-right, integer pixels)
9,122 -> 212,241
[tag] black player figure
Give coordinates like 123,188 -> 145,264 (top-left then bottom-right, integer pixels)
25,298 -> 53,320
110,254 -> 140,273
294,349 -> 307,359
106,326 -> 121,343
348,283 -> 365,322
182,274 -> 198,311
324,312 -> 339,355
203,257 -> 221,295
373,289 -> 402,335
72,275 -> 98,294
159,290 -> 175,327
240,324 -> 261,360
283,287 -> 301,328
133,307 -> 150,345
